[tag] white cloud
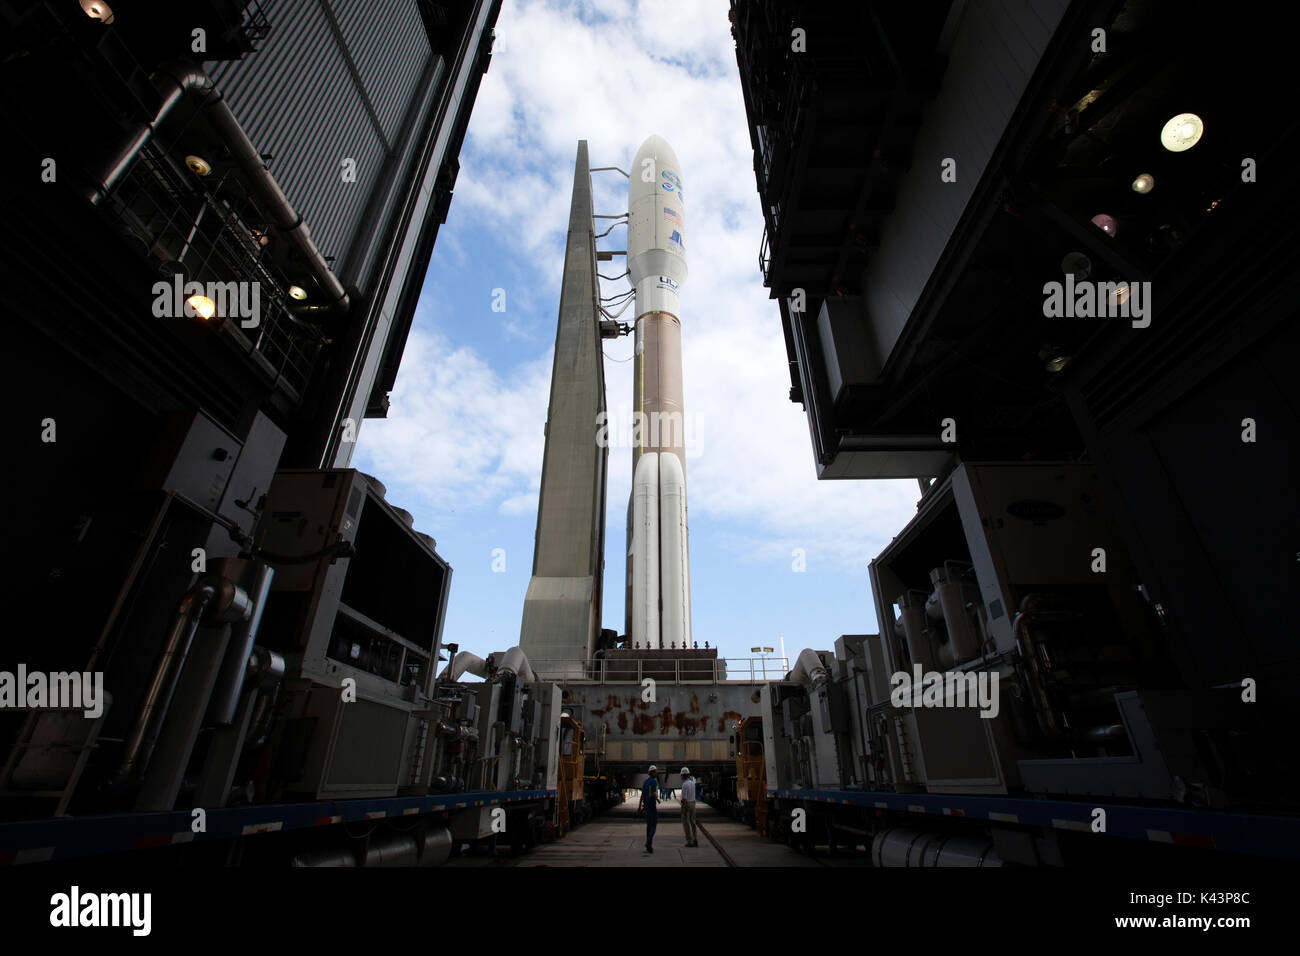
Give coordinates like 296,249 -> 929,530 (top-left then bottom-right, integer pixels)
363,0 -> 917,574
355,320 -> 552,520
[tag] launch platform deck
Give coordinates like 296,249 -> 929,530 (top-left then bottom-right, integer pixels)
446,798 -> 864,867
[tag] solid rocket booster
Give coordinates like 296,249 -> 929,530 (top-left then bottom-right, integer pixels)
626,134 -> 691,651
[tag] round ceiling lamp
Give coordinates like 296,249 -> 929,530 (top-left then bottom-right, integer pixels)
1160,113 -> 1204,152
1061,251 -> 1092,279
186,295 -> 216,320
80,1 -> 114,24
1090,213 -> 1119,237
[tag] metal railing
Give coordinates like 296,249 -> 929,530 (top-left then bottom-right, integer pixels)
242,0 -> 272,48
523,657 -> 791,684
106,141 -> 325,400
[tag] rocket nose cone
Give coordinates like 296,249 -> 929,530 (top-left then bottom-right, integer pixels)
634,134 -> 680,172
628,133 -> 687,288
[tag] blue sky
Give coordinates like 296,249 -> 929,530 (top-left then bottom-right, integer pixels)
351,0 -> 919,668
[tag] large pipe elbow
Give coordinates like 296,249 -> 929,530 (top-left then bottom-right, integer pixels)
444,651 -> 488,682
85,61 -> 213,207
788,648 -> 828,688
492,647 -> 536,684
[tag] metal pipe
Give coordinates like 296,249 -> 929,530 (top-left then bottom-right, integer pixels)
205,559 -> 274,726
1012,610 -> 1058,739
113,576 -> 250,788
418,825 -> 453,867
1085,723 -> 1126,742
362,831 -> 419,867
492,646 -> 536,684
246,685 -> 276,752
788,648 -> 827,688
443,650 -> 488,682
436,721 -> 478,742
896,591 -> 934,670
1011,599 -> 1083,740
248,646 -> 286,685
83,61 -> 349,316
291,848 -> 358,867
872,827 -> 1002,867
932,566 -> 980,665
244,647 -> 286,750
176,201 -> 207,265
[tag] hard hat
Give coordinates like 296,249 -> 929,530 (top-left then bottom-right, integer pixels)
648,765 -> 657,772
681,767 -> 690,774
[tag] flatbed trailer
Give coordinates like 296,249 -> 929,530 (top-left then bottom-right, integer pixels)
0,789 -> 557,866
767,788 -> 1300,863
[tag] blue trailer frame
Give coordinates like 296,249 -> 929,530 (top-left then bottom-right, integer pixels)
0,789 -> 556,865
767,788 -> 1300,860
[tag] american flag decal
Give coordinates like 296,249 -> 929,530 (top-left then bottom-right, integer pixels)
663,207 -> 683,226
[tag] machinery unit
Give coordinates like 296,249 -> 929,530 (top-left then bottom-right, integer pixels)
429,648 -> 562,795
761,649 -> 849,791
251,469 -> 452,800
255,469 -> 450,697
865,462 -> 1227,803
738,461 -> 1287,864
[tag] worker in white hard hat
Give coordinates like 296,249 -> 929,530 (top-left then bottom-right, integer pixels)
638,765 -> 659,853
680,766 -> 698,846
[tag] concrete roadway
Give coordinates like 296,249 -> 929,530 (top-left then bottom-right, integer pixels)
446,796 -> 870,867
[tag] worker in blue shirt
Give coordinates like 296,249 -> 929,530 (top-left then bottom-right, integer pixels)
638,765 -> 660,853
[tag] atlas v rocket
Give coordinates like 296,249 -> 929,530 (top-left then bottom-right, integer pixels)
518,137 -> 691,674
625,135 -> 692,650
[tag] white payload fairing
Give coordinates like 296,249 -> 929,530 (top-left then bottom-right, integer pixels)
625,135 -> 691,650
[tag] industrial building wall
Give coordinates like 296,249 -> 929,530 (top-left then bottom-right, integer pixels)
1062,261 -> 1300,694
861,0 -> 1070,375
326,0 -> 496,463
206,0 -> 435,289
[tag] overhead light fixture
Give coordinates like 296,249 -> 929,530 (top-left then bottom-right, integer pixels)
186,295 -> 216,319
80,0 -> 114,23
1038,345 -> 1071,373
1061,251 -> 1092,279
158,259 -> 185,281
288,285 -> 308,300
1160,112 -> 1204,152
185,155 -> 212,176
250,228 -> 269,247
1131,173 -> 1155,194
1090,213 -> 1119,237
1110,283 -> 1131,307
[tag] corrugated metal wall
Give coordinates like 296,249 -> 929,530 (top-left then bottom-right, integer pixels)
207,0 -> 431,278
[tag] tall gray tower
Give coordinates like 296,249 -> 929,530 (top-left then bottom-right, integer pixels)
519,142 -> 609,679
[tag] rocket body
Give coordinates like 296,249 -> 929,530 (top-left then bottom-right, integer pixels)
626,135 -> 691,650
